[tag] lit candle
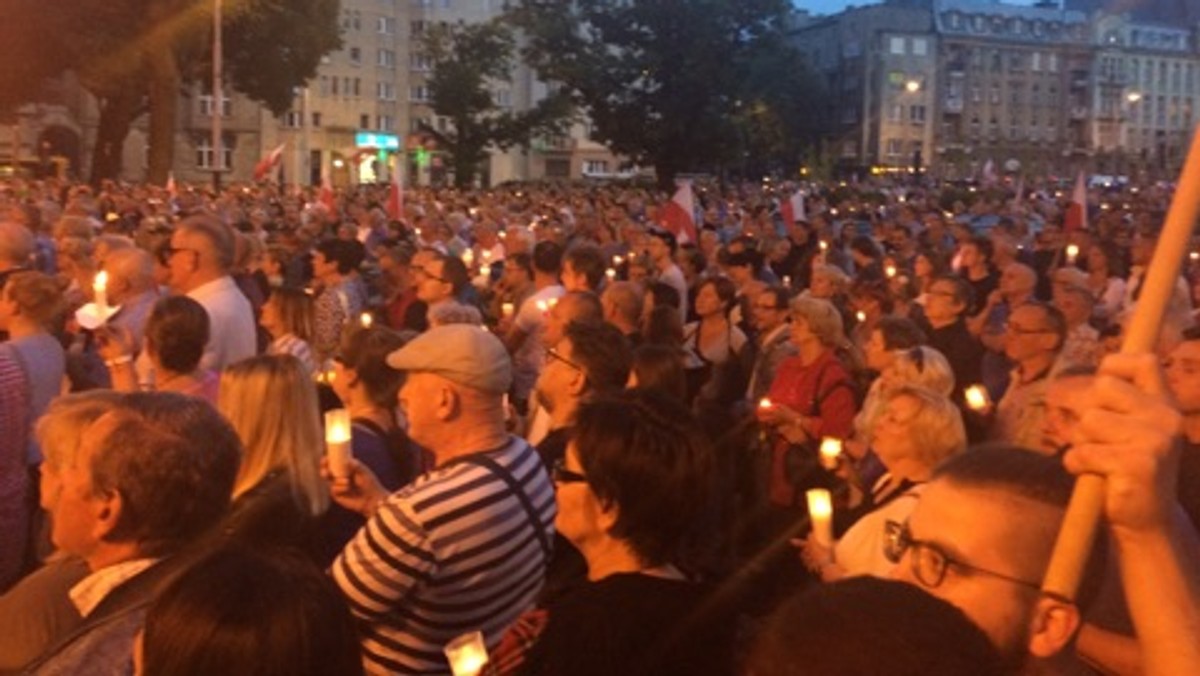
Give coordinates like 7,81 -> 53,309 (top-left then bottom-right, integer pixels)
819,240 -> 829,252
1065,244 -> 1080,266
536,299 -> 548,313
819,437 -> 842,470
324,409 -> 353,479
807,488 -> 834,548
1189,251 -> 1199,262
613,255 -> 625,266
360,312 -> 373,329
855,310 -> 866,323
782,275 -> 792,288
885,264 -> 897,278
964,384 -> 991,411
758,397 -> 773,409
463,249 -> 475,267
501,302 -> 515,318
444,631 -> 489,676
480,263 -> 492,278
93,271 -> 109,315
415,227 -> 423,237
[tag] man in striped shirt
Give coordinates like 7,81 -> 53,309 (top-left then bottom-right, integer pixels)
328,324 -> 556,674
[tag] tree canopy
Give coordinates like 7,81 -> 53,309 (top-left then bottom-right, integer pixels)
509,0 -> 824,187
420,19 -> 571,188
0,0 -> 340,183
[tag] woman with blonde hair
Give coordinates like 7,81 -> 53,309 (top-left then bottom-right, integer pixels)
261,287 -> 317,376
218,354 -> 328,559
799,385 -> 965,581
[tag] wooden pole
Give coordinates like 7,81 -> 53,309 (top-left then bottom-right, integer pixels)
1042,122 -> 1200,600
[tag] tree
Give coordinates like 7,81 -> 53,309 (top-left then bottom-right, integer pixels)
510,0 -> 823,188
420,19 -> 571,188
1,0 -> 340,183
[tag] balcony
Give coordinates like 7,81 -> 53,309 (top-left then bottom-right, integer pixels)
943,98 -> 964,114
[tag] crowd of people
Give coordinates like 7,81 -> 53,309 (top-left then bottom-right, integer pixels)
0,174 -> 1196,675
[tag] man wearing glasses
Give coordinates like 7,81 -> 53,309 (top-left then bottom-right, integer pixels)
745,286 -> 796,404
162,215 -> 255,371
993,301 -> 1067,449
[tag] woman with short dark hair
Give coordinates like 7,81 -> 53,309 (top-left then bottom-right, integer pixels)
498,390 -> 734,675
101,295 -> 218,404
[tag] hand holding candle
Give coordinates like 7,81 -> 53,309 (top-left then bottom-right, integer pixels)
324,409 -> 353,479
964,384 -> 992,412
1065,244 -> 1080,266
807,488 -> 834,548
819,437 -> 843,470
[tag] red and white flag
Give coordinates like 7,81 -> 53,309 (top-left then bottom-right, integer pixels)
1063,171 -> 1088,233
385,159 -> 404,221
781,190 -> 806,228
253,143 -> 286,182
660,180 -> 698,245
319,172 -> 336,213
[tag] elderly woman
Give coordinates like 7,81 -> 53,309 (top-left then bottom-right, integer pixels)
500,390 -> 733,675
799,385 -> 965,581
756,297 -> 859,509
0,391 -> 121,670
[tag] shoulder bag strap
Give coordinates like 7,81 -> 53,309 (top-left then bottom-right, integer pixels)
463,452 -> 552,560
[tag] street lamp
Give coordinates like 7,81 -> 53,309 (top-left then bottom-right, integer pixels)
905,79 -> 921,93
1126,91 -> 1142,104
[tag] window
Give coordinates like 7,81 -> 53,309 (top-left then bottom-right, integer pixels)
493,88 -> 512,107
583,160 -> 609,175
198,94 -> 231,117
912,38 -> 927,56
890,37 -> 905,55
349,47 -> 361,65
886,138 -> 903,156
377,82 -> 396,101
411,21 -> 426,37
353,78 -> 361,97
319,76 -> 330,97
331,78 -> 339,96
1031,51 -> 1041,72
910,105 -> 926,123
377,17 -> 395,35
377,115 -> 394,131
888,71 -> 906,88
1048,53 -> 1058,73
196,136 -> 232,170
312,112 -> 322,128
888,104 -> 903,122
284,111 -> 302,128
411,85 -> 430,103
360,114 -> 370,129
378,49 -> 396,68
411,54 -> 433,71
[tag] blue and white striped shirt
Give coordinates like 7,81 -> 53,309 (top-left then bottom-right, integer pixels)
332,436 -> 556,674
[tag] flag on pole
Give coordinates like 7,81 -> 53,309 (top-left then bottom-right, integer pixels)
319,172 -> 336,213
660,180 -> 698,245
386,157 -> 404,222
1064,171 -> 1088,233
781,190 -> 806,228
981,159 -> 997,187
253,143 -> 287,182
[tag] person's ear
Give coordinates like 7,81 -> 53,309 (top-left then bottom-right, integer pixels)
436,383 -> 459,421
1027,595 -> 1081,658
93,488 -> 125,542
597,498 -> 620,535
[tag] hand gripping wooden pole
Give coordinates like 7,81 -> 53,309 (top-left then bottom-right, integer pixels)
1042,123 -> 1200,600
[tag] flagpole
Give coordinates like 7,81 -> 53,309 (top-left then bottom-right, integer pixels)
1042,122 -> 1200,599
211,0 -> 223,191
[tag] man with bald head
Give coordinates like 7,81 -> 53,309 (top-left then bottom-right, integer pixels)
0,221 -> 33,286
601,280 -> 643,347
163,216 -> 255,370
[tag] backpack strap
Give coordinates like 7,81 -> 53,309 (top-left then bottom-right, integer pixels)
461,451 -> 552,561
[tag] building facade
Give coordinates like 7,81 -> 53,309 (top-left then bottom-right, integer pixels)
4,0 -> 618,187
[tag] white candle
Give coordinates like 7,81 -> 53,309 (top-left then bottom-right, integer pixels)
807,488 -> 834,548
783,275 -> 792,288
855,310 -> 866,323
480,263 -> 492,278
93,271 -> 109,314
819,240 -> 829,252
501,302 -> 515,318
360,312 -> 373,329
819,437 -> 842,470
758,397 -> 773,409
444,631 -> 489,676
613,255 -> 625,266
1065,244 -> 1080,266
463,249 -> 474,267
324,409 -> 353,479
885,264 -> 897,278
605,268 -> 617,281
536,299 -> 548,313
964,384 -> 991,411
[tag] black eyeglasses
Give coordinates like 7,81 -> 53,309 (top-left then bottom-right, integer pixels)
415,266 -> 449,283
552,458 -> 587,485
158,244 -> 199,265
545,347 -> 584,372
884,520 -> 1048,595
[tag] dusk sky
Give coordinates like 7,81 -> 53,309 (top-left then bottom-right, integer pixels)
792,0 -> 1045,17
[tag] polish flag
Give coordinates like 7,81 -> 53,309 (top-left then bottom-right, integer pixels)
319,173 -> 336,213
660,180 -> 698,244
253,143 -> 286,182
781,190 -> 806,227
385,159 -> 404,221
1063,171 -> 1087,233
